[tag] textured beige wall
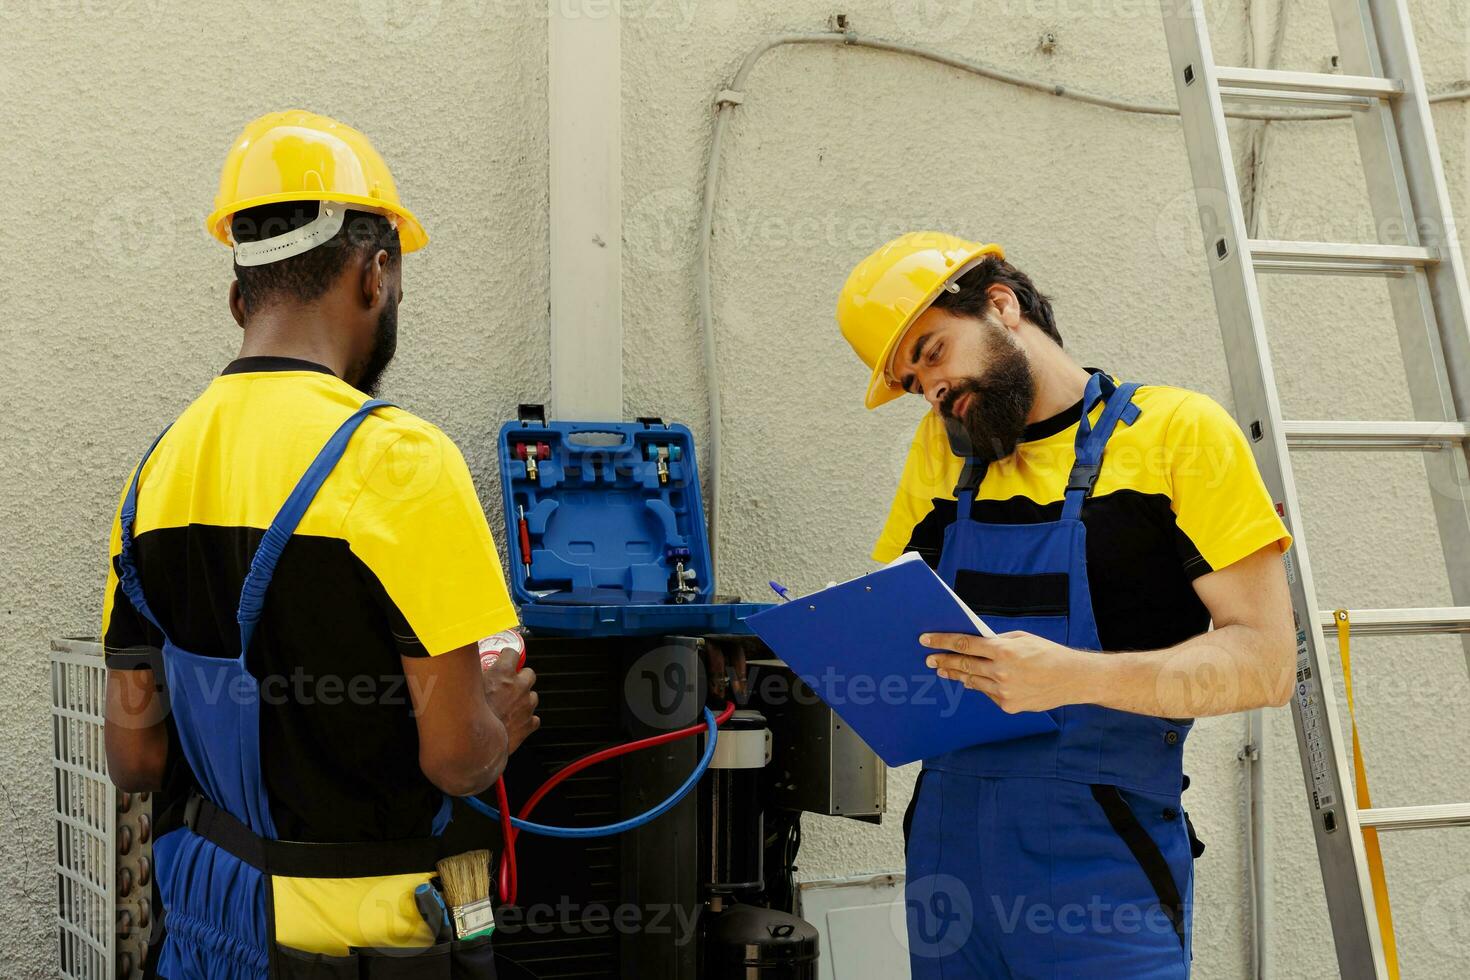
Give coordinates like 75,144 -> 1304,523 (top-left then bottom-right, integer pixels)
4,0 -> 1469,977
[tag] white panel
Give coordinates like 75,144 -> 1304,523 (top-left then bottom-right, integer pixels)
549,3 -> 622,421
798,873 -> 909,980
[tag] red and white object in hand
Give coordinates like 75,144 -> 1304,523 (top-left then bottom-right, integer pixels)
478,628 -> 527,671
477,625 -> 528,904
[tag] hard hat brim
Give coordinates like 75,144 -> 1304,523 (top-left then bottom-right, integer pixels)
206,192 -> 428,254
862,242 -> 1005,410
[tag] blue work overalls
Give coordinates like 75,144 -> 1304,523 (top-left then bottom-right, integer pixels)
904,372 -> 1197,980
115,400 -> 494,980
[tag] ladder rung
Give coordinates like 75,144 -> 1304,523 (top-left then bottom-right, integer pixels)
1284,420 -> 1470,450
1357,803 -> 1470,832
1318,607 -> 1470,636
1213,66 -> 1403,103
1249,240 -> 1437,275
1218,86 -> 1379,112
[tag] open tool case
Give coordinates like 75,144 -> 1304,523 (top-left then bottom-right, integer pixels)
497,405 -> 770,636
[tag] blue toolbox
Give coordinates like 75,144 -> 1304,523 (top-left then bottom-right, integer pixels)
497,405 -> 771,636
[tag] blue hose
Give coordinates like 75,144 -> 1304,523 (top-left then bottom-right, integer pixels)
461,706 -> 719,839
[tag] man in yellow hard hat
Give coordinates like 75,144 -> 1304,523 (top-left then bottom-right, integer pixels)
837,232 -> 1297,978
102,111 -> 538,979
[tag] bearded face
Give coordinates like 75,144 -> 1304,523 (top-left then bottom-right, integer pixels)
352,295 -> 398,398
938,318 -> 1036,463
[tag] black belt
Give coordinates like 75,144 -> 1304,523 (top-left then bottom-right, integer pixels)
183,794 -> 448,879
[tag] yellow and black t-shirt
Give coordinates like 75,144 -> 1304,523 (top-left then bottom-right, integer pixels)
874,380 -> 1291,652
102,356 -> 519,951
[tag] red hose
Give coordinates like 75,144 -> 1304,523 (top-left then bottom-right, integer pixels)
494,777 -> 517,902
495,701 -> 736,904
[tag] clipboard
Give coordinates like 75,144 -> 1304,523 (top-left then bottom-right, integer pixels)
745,553 -> 1058,767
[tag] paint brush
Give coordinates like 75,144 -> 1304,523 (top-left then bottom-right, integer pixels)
436,849 -> 495,940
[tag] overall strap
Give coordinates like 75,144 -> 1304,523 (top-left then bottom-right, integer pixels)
951,458 -> 989,521
236,399 -> 395,658
1061,373 -> 1142,522
116,425 -> 175,634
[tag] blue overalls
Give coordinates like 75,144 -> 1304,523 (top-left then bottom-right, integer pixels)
904,373 -> 1197,979
114,400 -> 491,980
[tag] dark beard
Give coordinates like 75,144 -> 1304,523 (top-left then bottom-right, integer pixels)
352,301 -> 398,398
939,333 -> 1036,462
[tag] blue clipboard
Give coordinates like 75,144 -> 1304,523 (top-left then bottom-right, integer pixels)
745,554 -> 1058,767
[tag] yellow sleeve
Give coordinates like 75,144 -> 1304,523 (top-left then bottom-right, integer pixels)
872,410 -> 963,563
102,465 -> 160,665
1166,392 -> 1292,576
102,472 -> 128,642
345,420 -> 519,656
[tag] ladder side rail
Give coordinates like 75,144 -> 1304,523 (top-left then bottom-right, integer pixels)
1159,3 -> 1389,976
1361,0 -> 1470,398
1331,0 -> 1470,673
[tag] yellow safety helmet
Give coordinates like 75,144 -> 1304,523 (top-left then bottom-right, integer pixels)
836,231 -> 1005,409
206,110 -> 427,260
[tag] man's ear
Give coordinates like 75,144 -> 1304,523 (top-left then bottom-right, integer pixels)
361,249 -> 391,309
986,284 -> 1023,330
228,280 -> 247,328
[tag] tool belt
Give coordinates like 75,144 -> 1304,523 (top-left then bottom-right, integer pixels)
183,793 -> 448,878
181,794 -> 503,980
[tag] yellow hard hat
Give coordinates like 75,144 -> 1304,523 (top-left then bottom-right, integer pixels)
206,110 -> 427,255
836,231 -> 1005,409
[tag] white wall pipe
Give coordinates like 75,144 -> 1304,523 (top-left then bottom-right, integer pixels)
550,3 -> 622,421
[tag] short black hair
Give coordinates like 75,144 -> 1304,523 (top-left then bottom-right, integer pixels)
230,203 -> 400,317
930,255 -> 1061,346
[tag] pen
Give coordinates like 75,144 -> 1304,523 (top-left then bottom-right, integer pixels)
768,581 -> 791,602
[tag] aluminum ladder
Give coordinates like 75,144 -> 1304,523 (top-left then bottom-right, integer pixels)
1158,1 -> 1470,976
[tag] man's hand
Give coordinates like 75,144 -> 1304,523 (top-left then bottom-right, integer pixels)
918,544 -> 1296,719
482,651 -> 540,755
920,631 -> 1090,714
703,637 -> 750,704
407,642 -> 531,797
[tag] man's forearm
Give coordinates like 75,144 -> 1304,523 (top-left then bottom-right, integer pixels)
105,667 -> 170,791
1078,623 -> 1295,718
422,712 -> 509,798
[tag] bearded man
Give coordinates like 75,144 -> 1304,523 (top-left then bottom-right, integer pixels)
836,232 -> 1296,979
